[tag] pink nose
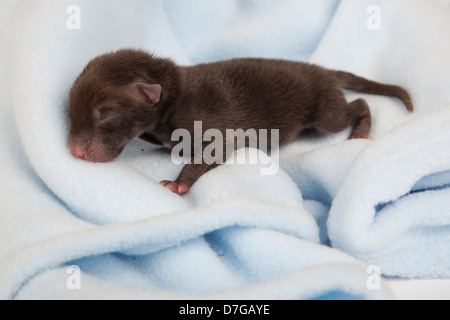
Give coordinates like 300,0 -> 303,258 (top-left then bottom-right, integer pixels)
71,145 -> 85,159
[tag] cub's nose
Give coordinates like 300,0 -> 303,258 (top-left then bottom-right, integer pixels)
70,145 -> 85,160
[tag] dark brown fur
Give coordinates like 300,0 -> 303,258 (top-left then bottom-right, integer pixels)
69,48 -> 413,194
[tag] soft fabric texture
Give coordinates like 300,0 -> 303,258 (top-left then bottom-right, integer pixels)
0,0 -> 449,300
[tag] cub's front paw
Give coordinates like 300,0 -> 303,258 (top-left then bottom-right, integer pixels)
159,180 -> 190,195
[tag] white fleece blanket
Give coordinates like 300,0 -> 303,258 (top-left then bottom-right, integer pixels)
0,0 -> 449,300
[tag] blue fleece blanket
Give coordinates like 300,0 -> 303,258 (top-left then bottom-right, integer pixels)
0,0 -> 449,300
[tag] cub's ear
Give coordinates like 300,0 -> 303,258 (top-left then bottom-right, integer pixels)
130,82 -> 161,105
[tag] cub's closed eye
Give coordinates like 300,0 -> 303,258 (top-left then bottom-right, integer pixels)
94,107 -> 120,125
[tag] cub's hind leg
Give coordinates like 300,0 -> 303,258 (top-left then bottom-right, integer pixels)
346,99 -> 371,139
312,96 -> 372,140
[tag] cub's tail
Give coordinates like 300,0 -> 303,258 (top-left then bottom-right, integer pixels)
332,70 -> 413,113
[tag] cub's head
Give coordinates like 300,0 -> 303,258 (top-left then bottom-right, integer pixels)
68,49 -> 164,162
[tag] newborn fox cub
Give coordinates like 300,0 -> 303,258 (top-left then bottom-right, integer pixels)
69,49 -> 413,194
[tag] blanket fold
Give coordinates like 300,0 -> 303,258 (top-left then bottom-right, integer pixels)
329,105 -> 450,278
